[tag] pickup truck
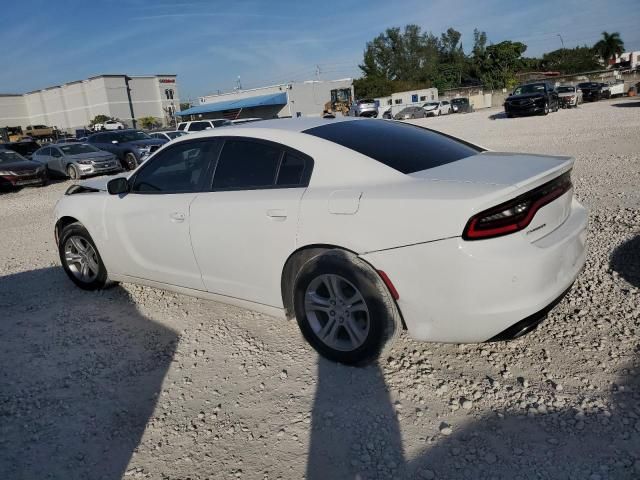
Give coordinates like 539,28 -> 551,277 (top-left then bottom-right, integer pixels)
607,81 -> 625,98
24,125 -> 55,140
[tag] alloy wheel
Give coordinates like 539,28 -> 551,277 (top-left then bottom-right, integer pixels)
304,274 -> 370,352
64,236 -> 100,283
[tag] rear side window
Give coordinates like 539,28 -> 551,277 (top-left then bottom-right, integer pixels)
177,123 -> 186,131
304,119 -> 481,174
188,121 -> 210,132
277,152 -> 306,186
213,140 -> 281,189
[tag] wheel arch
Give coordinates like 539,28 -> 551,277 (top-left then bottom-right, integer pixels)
54,215 -> 80,243
280,243 -> 407,330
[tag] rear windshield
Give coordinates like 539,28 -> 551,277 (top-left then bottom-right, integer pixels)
304,119 -> 481,174
557,86 -> 575,93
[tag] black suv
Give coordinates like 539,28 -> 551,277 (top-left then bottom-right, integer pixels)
577,82 -> 606,102
504,82 -> 559,117
87,130 -> 167,170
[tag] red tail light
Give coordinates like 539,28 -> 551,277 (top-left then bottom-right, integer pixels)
463,171 -> 572,240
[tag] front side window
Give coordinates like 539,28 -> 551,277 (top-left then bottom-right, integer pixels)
131,141 -> 215,193
50,148 -> 62,158
177,123 -> 186,131
114,131 -> 151,142
213,140 -> 281,190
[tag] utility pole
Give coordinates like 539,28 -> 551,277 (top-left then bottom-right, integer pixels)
315,65 -> 321,81
557,34 -> 565,49
236,76 -> 242,91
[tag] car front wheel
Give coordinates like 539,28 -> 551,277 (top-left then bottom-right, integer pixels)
58,222 -> 109,290
67,164 -> 79,180
293,250 -> 400,365
124,152 -> 138,170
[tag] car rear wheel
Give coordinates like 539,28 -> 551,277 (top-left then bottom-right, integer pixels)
66,164 -> 79,180
293,250 -> 400,365
58,223 -> 108,290
124,152 -> 138,170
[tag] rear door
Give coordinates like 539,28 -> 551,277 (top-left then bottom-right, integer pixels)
189,138 -> 313,307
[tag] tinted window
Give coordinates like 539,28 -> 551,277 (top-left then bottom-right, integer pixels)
277,152 -> 306,186
213,140 -> 281,189
0,150 -> 26,163
50,148 -> 62,158
38,147 -> 51,156
211,119 -> 232,127
5,142 -> 40,156
188,121 -> 211,132
166,131 -> 187,139
177,123 -> 186,131
304,119 -> 481,174
113,131 -> 150,142
132,141 -> 215,193
59,144 -> 100,155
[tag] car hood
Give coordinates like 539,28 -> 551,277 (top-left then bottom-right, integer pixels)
423,105 -> 438,110
506,93 -> 545,101
0,159 -> 43,172
74,173 -> 129,191
66,151 -> 115,160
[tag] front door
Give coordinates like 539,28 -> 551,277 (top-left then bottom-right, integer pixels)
104,139 -> 218,290
189,138 -> 313,307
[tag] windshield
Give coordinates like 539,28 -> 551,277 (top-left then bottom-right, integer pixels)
0,150 -> 27,163
115,131 -> 151,141
512,83 -> 546,95
578,82 -> 597,88
5,142 -> 40,156
211,119 -> 232,127
59,144 -> 100,155
451,98 -> 467,104
166,131 -> 187,139
557,86 -> 575,93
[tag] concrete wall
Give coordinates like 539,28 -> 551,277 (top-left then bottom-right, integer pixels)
375,88 -> 438,116
0,95 -> 29,128
0,75 -> 179,132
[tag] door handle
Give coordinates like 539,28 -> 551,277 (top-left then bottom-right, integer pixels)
170,212 -> 186,223
266,209 -> 287,221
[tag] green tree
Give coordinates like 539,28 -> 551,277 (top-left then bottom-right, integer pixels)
474,41 -> 528,89
90,114 -> 111,126
179,102 -> 192,111
138,116 -> 160,130
593,31 -> 624,65
540,46 -> 601,73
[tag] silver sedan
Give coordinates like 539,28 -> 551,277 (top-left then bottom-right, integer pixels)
32,143 -> 122,179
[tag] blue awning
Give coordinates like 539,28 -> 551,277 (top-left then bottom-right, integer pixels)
176,92 -> 287,116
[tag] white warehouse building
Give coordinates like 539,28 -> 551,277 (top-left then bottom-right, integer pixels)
0,74 -> 180,133
375,87 -> 439,117
176,78 -> 353,120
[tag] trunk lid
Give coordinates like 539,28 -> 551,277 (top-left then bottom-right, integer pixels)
410,152 -> 575,242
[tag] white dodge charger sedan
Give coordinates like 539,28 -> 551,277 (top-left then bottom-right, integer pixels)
54,118 -> 587,365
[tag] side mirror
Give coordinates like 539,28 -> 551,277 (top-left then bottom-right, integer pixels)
107,177 -> 129,195
111,140 -> 119,144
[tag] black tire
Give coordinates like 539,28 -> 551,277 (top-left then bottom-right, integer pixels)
542,102 -> 549,115
293,250 -> 401,365
553,101 -> 559,112
58,222 -> 109,290
67,164 -> 79,180
124,152 -> 138,170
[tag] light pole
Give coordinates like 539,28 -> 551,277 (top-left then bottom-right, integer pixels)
557,34 -> 565,49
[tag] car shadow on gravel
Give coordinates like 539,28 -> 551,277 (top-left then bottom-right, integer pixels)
0,267 -> 178,480
610,234 -> 640,288
611,101 -> 640,108
307,347 -> 640,478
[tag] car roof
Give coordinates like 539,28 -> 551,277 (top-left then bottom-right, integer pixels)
230,116 -> 359,133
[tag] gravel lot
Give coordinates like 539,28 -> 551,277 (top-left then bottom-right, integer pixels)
1,99 -> 639,480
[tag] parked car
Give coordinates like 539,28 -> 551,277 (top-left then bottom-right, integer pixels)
2,140 -> 41,159
231,118 -> 264,125
381,109 -> 393,119
55,137 -> 79,143
347,99 -> 378,118
451,97 -> 474,113
504,82 -> 559,117
86,130 -> 166,170
422,101 -> 451,116
149,130 -> 189,142
607,81 -> 625,98
577,82 -> 606,102
394,106 -> 427,119
177,120 -> 232,133
0,147 -> 47,189
32,143 -> 122,179
556,85 -> 583,108
54,117 -> 586,365
94,120 -> 125,131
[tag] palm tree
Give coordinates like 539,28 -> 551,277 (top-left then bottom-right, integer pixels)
594,31 -> 624,66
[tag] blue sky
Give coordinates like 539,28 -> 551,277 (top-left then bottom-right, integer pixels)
1,0 -> 639,101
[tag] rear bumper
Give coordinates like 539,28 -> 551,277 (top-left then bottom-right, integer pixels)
360,198 -> 587,343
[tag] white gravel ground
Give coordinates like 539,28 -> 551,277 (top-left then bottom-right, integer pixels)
1,98 -> 639,480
